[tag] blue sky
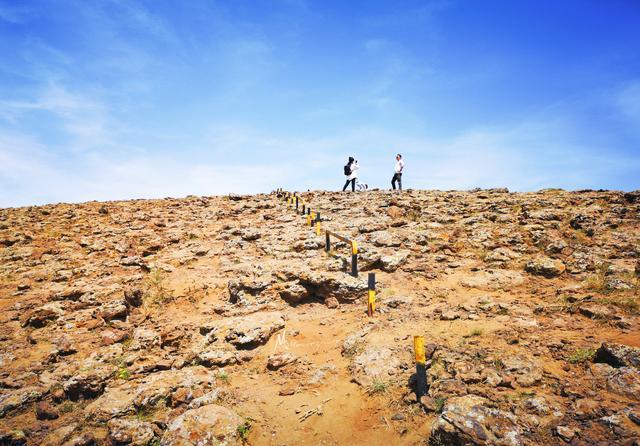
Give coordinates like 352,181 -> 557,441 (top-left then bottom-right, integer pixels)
0,0 -> 639,207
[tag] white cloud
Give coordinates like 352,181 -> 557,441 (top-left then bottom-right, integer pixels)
0,141 -> 290,207
0,83 -> 116,152
2,113 -> 639,208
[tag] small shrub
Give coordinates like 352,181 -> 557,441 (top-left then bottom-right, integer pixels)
567,348 -> 596,364
434,396 -> 446,413
470,328 -> 483,337
367,379 -> 389,394
597,296 -> 639,314
217,369 -> 230,384
117,366 -> 131,380
58,402 -> 75,413
406,210 -> 421,222
237,419 -> 252,441
584,262 -> 611,293
144,268 -> 172,306
343,341 -> 365,358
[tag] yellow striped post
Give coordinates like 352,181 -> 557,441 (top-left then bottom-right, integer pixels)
367,273 -> 376,317
315,220 -> 321,236
414,336 -> 426,364
414,335 -> 427,399
351,241 -> 358,277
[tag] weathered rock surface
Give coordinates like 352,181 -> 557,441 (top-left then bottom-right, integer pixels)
430,395 -> 522,446
595,342 -> 640,369
1,189 -> 638,445
160,404 -> 243,446
524,256 -> 566,278
350,347 -> 401,386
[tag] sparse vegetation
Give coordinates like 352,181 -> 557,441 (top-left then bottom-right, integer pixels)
472,351 -> 487,362
217,369 -> 230,384
492,358 -> 505,370
406,210 -> 421,222
116,365 -> 131,380
237,419 -> 252,441
144,268 -> 172,306
3,187 -> 640,446
58,401 -> 75,414
567,347 -> 596,364
342,340 -> 365,358
584,262 -> 611,293
596,296 -> 639,314
367,379 -> 390,394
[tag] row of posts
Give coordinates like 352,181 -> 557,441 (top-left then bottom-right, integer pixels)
277,188 -> 428,401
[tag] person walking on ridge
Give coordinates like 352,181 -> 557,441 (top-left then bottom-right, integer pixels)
391,154 -> 404,191
342,157 -> 358,192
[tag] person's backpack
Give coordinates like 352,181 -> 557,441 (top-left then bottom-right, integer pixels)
344,164 -> 351,175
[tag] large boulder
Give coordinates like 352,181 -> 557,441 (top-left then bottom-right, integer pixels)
278,281 -> 310,304
590,363 -> 640,399
500,355 -> 543,387
227,277 -> 272,304
223,312 -> 285,349
524,257 -> 566,278
430,395 -> 522,446
20,302 -> 65,328
0,387 -> 44,418
280,269 -> 367,303
594,343 -> 640,369
107,418 -> 157,445
604,367 -> 640,399
84,367 -> 217,421
197,349 -> 240,367
99,299 -> 129,322
161,404 -> 243,446
63,363 -> 116,400
380,250 -> 410,272
41,424 -> 77,446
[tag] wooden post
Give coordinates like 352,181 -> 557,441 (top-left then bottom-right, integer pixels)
295,196 -> 299,210
414,335 -> 427,400
351,241 -> 358,277
367,273 -> 376,317
325,232 -> 330,253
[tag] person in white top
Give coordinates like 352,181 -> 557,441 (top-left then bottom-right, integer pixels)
392,153 -> 404,191
342,157 -> 356,192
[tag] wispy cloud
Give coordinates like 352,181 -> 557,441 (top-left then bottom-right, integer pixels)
0,83 -> 116,151
615,80 -> 640,128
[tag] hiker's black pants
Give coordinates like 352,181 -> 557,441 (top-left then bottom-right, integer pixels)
343,178 -> 355,192
392,173 -> 402,190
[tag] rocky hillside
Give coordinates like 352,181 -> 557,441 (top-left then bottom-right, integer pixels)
1,188 -> 639,445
